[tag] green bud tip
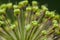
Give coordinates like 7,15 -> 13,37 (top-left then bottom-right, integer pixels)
32,1 -> 38,6
32,21 -> 38,26
13,5 -> 18,9
0,4 -> 7,9
32,6 -> 39,12
14,9 -> 20,15
7,3 -> 12,9
26,6 -> 32,11
53,23 -> 58,28
25,24 -> 31,31
41,5 -> 48,11
41,30 -> 47,35
0,9 -> 6,14
10,24 -> 16,29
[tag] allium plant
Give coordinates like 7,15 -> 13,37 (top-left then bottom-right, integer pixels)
0,0 -> 60,40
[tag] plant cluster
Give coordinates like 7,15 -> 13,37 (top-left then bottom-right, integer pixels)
0,0 -> 60,40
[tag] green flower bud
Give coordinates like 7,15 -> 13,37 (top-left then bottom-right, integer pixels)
41,5 -> 48,11
26,6 -> 32,11
25,24 -> 31,31
32,6 -> 39,12
32,21 -> 38,26
54,15 -> 60,20
7,3 -> 12,9
0,9 -> 6,14
53,23 -> 58,28
45,11 -> 51,17
13,5 -> 18,9
18,1 -> 28,8
23,1 -> 28,6
52,20 -> 58,24
41,30 -> 47,35
10,24 -> 16,29
35,9 -> 40,16
0,4 -> 7,9
32,1 -> 38,6
50,11 -> 55,18
18,1 -> 24,8
0,21 -> 4,26
14,9 -> 20,16
45,11 -> 55,18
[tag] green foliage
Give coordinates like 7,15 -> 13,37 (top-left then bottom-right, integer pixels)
0,0 -> 60,40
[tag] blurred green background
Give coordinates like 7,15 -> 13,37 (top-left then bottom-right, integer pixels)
0,0 -> 60,14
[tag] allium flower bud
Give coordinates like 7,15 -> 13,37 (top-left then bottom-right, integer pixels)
0,4 -> 7,9
14,9 -> 20,16
25,24 -> 31,31
7,3 -> 13,9
26,6 -> 32,11
13,5 -> 18,9
52,20 -> 58,24
32,1 -> 38,6
23,1 -> 28,6
53,23 -> 58,28
35,9 -> 40,16
0,9 -> 6,14
54,15 -> 60,20
45,11 -> 55,18
32,6 -> 39,12
10,24 -> 16,29
41,30 -> 47,35
32,21 -> 38,26
41,5 -> 48,11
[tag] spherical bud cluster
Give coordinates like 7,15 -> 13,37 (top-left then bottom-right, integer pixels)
54,15 -> 60,20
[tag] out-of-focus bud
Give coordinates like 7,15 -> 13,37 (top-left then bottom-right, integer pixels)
14,9 -> 20,16
13,5 -> 18,9
7,3 -> 13,9
35,9 -> 40,16
0,4 -> 7,9
32,21 -> 38,26
25,24 -> 31,31
41,5 -> 48,11
32,1 -> 38,6
10,24 -> 16,29
26,6 -> 32,12
32,6 -> 39,12
0,9 -> 6,15
54,15 -> 60,20
41,30 -> 47,35
18,1 -> 28,8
